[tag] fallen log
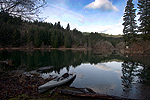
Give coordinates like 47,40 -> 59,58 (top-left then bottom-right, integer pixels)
55,89 -> 135,100
50,87 -> 58,96
85,88 -> 97,94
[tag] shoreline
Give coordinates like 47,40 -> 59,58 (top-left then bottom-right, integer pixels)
0,47 -> 92,51
1,47 -> 150,56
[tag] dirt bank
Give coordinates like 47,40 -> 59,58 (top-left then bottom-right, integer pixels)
125,40 -> 150,55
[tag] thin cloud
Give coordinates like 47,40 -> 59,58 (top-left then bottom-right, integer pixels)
49,4 -> 84,18
85,0 -> 119,12
48,4 -> 86,23
74,23 -> 123,35
40,3 -> 86,27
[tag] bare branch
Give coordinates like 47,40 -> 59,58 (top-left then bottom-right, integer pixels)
0,0 -> 47,20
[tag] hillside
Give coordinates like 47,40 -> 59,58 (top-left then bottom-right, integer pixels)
0,12 -> 124,50
125,40 -> 150,55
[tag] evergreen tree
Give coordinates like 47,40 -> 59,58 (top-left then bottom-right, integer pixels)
50,30 -> 59,48
34,28 -> 42,47
0,23 -> 12,46
66,23 -> 70,31
64,33 -> 72,48
54,22 -> 57,28
57,21 -> 61,29
47,31 -> 51,46
50,30 -> 55,47
27,28 -> 35,44
54,31 -> 59,48
43,28 -> 50,46
21,31 -> 28,46
58,31 -> 64,46
122,0 -> 137,42
11,29 -> 21,47
138,0 -> 150,35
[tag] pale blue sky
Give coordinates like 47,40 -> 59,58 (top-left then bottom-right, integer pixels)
40,0 -> 138,35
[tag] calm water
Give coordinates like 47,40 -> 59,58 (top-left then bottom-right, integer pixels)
0,50 -> 150,99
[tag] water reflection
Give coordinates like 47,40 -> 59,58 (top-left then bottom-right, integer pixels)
0,50 -> 126,72
121,61 -> 150,99
0,50 -> 150,99
95,63 -> 111,71
121,61 -> 150,90
121,61 -> 137,92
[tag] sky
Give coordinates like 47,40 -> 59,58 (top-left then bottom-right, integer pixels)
40,0 -> 138,35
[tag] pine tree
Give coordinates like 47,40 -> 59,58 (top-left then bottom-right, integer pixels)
138,0 -> 150,35
11,29 -> 21,47
122,0 -> 137,42
66,23 -> 70,31
57,21 -> 61,29
64,33 -> 72,48
34,28 -> 42,47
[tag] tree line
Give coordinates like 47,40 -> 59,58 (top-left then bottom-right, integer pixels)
0,12 -> 123,48
123,0 -> 150,44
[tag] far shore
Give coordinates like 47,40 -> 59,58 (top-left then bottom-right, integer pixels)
0,47 -> 92,51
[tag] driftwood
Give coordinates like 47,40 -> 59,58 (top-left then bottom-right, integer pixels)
55,89 -> 135,100
85,88 -> 97,94
49,87 -> 58,96
76,87 -> 97,94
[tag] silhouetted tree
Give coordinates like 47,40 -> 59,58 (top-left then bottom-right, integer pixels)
57,21 -> 61,29
122,0 -> 137,43
66,23 -> 70,31
138,0 -> 150,35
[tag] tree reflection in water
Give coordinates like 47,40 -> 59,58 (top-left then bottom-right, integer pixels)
121,61 -> 150,93
121,61 -> 136,92
138,64 -> 150,86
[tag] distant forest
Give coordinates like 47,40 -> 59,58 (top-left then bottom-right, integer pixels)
0,12 -> 123,48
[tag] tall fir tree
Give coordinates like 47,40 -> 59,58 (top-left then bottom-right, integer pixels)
57,21 -> 61,29
64,32 -> 72,48
66,23 -> 70,31
122,0 -> 137,43
138,0 -> 150,35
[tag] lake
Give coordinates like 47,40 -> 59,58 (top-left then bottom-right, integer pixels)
0,50 -> 150,99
